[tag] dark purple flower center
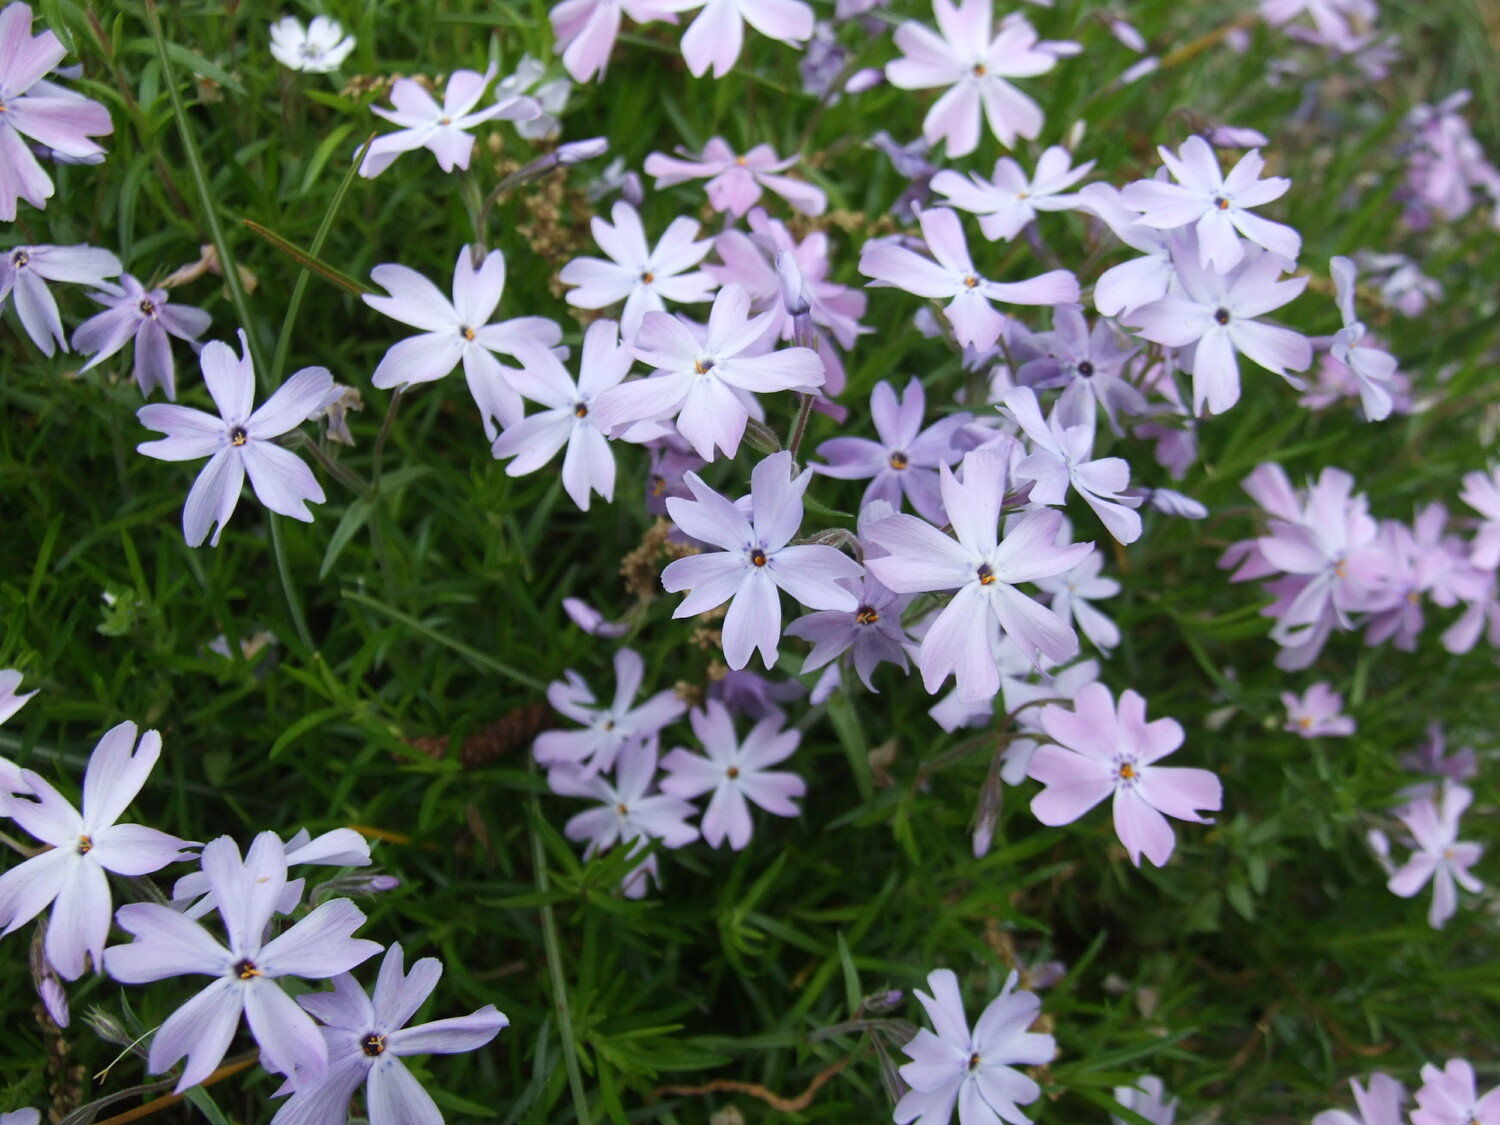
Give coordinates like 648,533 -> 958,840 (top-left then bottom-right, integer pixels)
856,605 -> 880,625
889,451 -> 909,471
976,564 -> 996,586
1213,308 -> 1230,326
575,403 -> 589,418
139,298 -> 157,318
234,959 -> 261,980
229,426 -> 249,447
1213,195 -> 1230,210
362,1033 -> 386,1057
694,357 -> 716,375
1077,360 -> 1095,377
641,271 -> 655,284
76,835 -> 93,855
10,249 -> 28,268
750,548 -> 768,567
967,1052 -> 982,1071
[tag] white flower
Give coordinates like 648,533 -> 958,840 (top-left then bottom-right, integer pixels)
269,16 -> 355,73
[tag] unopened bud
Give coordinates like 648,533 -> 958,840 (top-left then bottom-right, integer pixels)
82,1007 -> 135,1049
971,770 -> 1002,858
311,871 -> 401,906
862,988 -> 904,1014
558,136 -> 608,165
742,417 -> 783,455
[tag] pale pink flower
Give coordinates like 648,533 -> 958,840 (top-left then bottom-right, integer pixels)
1281,682 -> 1355,738
931,145 -> 1094,241
1411,1059 -> 1500,1125
645,137 -> 826,217
1387,782 -> 1484,929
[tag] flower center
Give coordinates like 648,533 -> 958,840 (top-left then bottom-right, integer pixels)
735,155 -> 748,166
727,765 -> 740,779
139,298 -> 157,318
1297,716 -> 1313,730
10,249 -> 28,268
1118,762 -> 1136,781
616,803 -> 629,816
650,475 -> 667,497
461,325 -> 475,341
1213,307 -> 1230,326
967,1052 -> 982,1070
77,835 -> 93,855
889,451 -> 909,471
972,64 -> 988,78
694,357 -> 715,375
1077,360 -> 1095,377
361,1033 -> 386,1057
602,719 -> 615,731
439,116 -> 452,126
750,548 -> 768,567
856,605 -> 880,625
963,275 -> 979,289
575,403 -> 589,418
229,426 -> 249,447
976,564 -> 996,586
1213,195 -> 1230,210
234,959 -> 262,980
641,271 -> 655,284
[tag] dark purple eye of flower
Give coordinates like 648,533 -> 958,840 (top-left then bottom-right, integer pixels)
76,835 -> 93,855
575,403 -> 589,418
694,357 -> 716,374
1213,195 -> 1230,210
139,298 -> 157,318
229,426 -> 249,447
1213,308 -> 1230,326
10,249 -> 27,267
461,325 -> 475,341
856,605 -> 880,625
234,959 -> 261,980
750,548 -> 768,567
641,271 -> 655,284
1077,360 -> 1094,377
976,564 -> 995,585
361,1033 -> 386,1057
967,1052 -> 982,1071
889,451 -> 909,470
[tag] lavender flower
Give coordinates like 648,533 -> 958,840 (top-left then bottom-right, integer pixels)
1282,683 -> 1355,738
268,16 -> 354,73
136,331 -> 333,547
493,321 -> 634,510
591,285 -> 824,462
1077,182 -> 1175,319
270,944 -> 507,1125
73,274 -> 212,399
1112,1076 -> 1179,1125
644,137 -> 826,217
894,968 -> 1054,1125
1387,782 -> 1484,929
658,700 -> 805,849
1313,1073 -> 1405,1125
0,3 -> 113,220
561,596 -> 631,638
534,646 -> 687,775
364,248 -> 561,441
0,242 -> 119,356
931,146 -> 1094,241
559,201 -> 716,340
104,833 -> 382,1091
655,0 -> 814,79
859,208 -> 1079,352
358,66 -> 539,178
550,0 -> 673,83
171,827 -> 373,921
0,721 -> 193,980
1028,683 -> 1222,868
1328,256 -> 1400,421
1411,1059 -> 1500,1125
1033,544 -> 1120,655
886,1 -> 1066,158
864,447 -> 1092,701
1016,306 -> 1146,432
660,451 -> 862,669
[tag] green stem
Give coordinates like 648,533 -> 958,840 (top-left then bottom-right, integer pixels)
142,0 -> 264,382
786,392 -> 817,471
529,796 -> 593,1125
270,515 -> 315,652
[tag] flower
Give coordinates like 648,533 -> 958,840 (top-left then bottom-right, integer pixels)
644,137 -> 826,217
550,0 -> 674,83
0,242 -> 119,356
1411,1059 -> 1500,1125
590,284 -> 824,462
1460,465 -> 1500,570
1386,782 -> 1484,929
534,646 -> 688,776
1327,256 -> 1400,421
559,201 -> 716,340
1111,1076 -> 1179,1125
363,248 -> 561,441
493,321 -> 635,510
659,451 -> 862,669
658,700 -> 805,849
864,447 -> 1093,701
1001,387 -> 1143,544
859,208 -> 1078,352
1282,682 -> 1356,738
886,1 -> 1066,158
931,146 -> 1094,241
1077,182 -> 1175,319
358,66 -> 539,178
104,832 -> 382,1092
1033,545 -> 1120,655
136,330 -> 333,547
170,827 -> 373,921
0,721 -> 193,980
1015,306 -> 1146,432
268,16 -> 355,73
894,968 -> 1054,1125
73,273 -> 212,399
1127,239 -> 1310,416
0,3 -> 113,220
1313,1073 -> 1406,1125
813,378 -> 968,525
549,742 -> 699,897
1027,683 -> 1222,867
655,0 -> 814,79
561,597 -> 631,638
1121,136 -> 1301,273
270,944 -> 507,1125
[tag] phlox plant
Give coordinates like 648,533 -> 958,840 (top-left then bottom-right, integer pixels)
1,1 -> 1499,1124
